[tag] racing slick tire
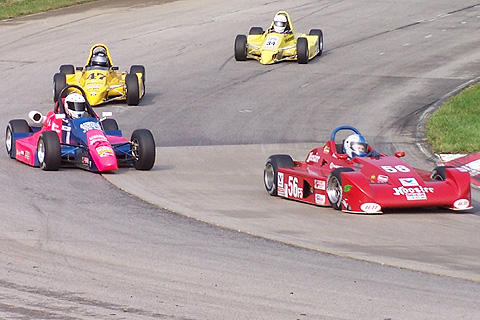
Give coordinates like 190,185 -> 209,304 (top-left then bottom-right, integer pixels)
327,167 -> 354,210
101,118 -> 119,131
59,64 -> 75,74
249,27 -> 264,35
264,155 -> 295,196
53,72 -> 66,102
234,34 -> 247,61
297,37 -> 309,64
130,65 -> 146,96
131,129 -> 156,170
37,131 -> 61,171
431,166 -> 455,181
309,29 -> 324,56
6,119 -> 30,158
126,73 -> 140,106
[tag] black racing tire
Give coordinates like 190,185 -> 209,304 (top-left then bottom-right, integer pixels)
431,166 -> 454,181
131,129 -> 156,170
130,65 -> 146,90
126,73 -> 140,106
327,167 -> 354,210
6,119 -> 30,158
309,29 -> 324,56
297,37 -> 309,64
101,118 -> 119,131
59,64 -> 75,74
234,34 -> 247,61
37,131 -> 61,171
264,154 -> 295,196
249,27 -> 264,35
53,72 -> 66,102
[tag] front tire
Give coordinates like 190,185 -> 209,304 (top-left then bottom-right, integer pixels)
297,37 -> 309,64
37,131 -> 61,171
309,29 -> 324,56
126,73 -> 140,106
234,34 -> 247,61
131,129 -> 156,170
264,155 -> 295,196
327,168 -> 354,210
53,73 -> 66,102
130,65 -> 146,95
6,119 -> 30,158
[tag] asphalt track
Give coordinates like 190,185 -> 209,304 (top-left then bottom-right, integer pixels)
1,0 -> 480,319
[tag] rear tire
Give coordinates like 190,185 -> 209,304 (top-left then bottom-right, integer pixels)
130,65 -> 146,95
53,73 -> 66,102
431,166 -> 454,181
131,129 -> 156,170
309,29 -> 324,56
234,34 -> 247,61
126,73 -> 140,106
6,119 -> 30,158
249,27 -> 264,35
297,37 -> 309,64
37,131 -> 61,171
59,64 -> 75,74
264,155 -> 295,196
327,168 -> 354,210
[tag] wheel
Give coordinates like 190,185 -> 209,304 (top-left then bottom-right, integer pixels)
59,64 -> 75,74
249,27 -> 264,35
131,129 -> 156,170
37,131 -> 61,171
126,73 -> 140,106
327,168 -> 354,210
309,29 -> 324,56
263,155 -> 295,196
296,37 -> 309,64
431,166 -> 454,181
101,118 -> 119,131
53,73 -> 66,102
130,65 -> 146,93
234,34 -> 247,61
6,119 -> 30,158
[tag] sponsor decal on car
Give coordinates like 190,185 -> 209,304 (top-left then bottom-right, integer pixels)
329,162 -> 341,170
82,157 -> 89,164
399,178 -> 419,187
323,146 -> 330,154
277,172 -> 285,196
96,145 -> 114,158
393,186 -> 434,200
343,184 -> 352,192
377,174 -> 389,183
80,121 -> 102,133
360,203 -> 381,213
453,199 -> 470,209
315,194 -> 326,205
314,179 -> 325,190
307,152 -> 321,163
89,134 -> 108,145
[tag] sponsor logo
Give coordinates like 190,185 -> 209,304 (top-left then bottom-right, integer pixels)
80,121 -> 102,133
329,162 -> 341,170
82,157 -> 89,164
393,186 -> 434,200
343,185 -> 352,192
89,134 -> 108,146
314,179 -> 325,190
277,173 -> 285,196
453,199 -> 470,209
61,125 -> 71,132
323,146 -> 330,154
315,194 -> 326,205
399,178 -> 419,187
377,175 -> 389,183
307,152 -> 321,163
96,146 -> 114,157
360,203 -> 381,213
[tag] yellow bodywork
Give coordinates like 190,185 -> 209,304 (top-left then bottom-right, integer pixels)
244,11 -> 321,65
63,44 -> 145,106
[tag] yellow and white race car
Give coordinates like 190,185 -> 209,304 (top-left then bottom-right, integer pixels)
234,11 -> 323,65
53,44 -> 145,106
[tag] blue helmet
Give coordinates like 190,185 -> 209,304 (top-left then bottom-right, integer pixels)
343,134 -> 368,158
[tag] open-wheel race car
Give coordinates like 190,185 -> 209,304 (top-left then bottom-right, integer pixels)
53,43 -> 145,106
234,11 -> 323,64
6,85 -> 155,172
263,126 -> 472,214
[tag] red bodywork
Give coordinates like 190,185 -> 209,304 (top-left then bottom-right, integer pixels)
272,138 -> 472,214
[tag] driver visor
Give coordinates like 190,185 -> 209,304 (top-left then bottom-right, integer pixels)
67,101 -> 85,112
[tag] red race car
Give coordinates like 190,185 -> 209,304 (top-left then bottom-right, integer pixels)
263,126 -> 472,214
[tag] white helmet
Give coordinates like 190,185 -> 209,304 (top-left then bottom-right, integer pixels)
273,13 -> 287,33
65,93 -> 86,119
343,134 -> 368,159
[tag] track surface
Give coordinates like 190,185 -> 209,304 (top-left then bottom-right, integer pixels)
1,0 -> 480,319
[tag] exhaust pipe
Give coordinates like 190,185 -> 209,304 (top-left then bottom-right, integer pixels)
28,111 -> 45,124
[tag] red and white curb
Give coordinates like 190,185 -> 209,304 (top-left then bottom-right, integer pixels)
437,153 -> 480,188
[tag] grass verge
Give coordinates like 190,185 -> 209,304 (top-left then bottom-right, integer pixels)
0,0 -> 96,20
426,82 -> 480,154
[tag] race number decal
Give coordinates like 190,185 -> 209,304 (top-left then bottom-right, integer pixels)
285,176 -> 303,199
264,36 -> 279,49
381,165 -> 410,173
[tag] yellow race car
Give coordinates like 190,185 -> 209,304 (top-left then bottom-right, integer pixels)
234,11 -> 323,65
53,44 -> 145,106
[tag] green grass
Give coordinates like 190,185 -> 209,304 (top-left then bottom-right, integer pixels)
426,82 -> 480,154
0,0 -> 96,20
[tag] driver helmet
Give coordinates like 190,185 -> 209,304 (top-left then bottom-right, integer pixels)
65,93 -> 86,119
343,134 -> 368,159
91,52 -> 108,67
273,13 -> 287,33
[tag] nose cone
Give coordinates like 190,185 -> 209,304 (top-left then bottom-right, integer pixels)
260,51 -> 276,64
87,130 -> 118,172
